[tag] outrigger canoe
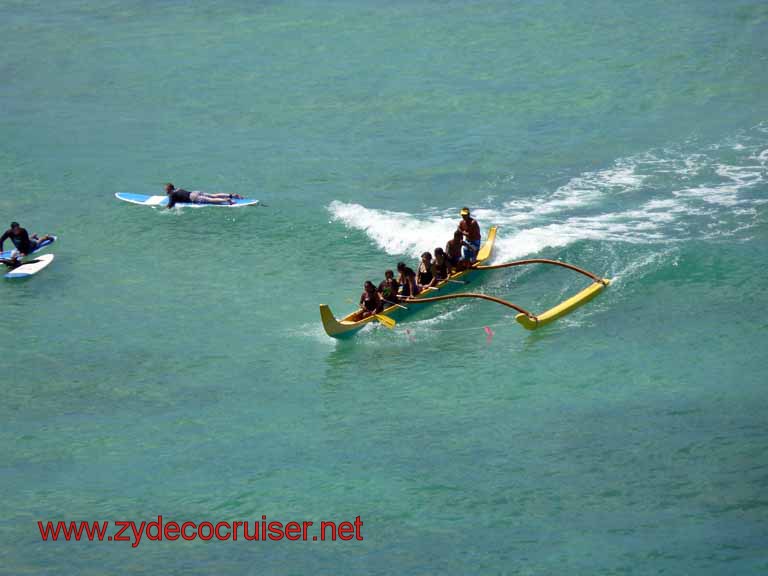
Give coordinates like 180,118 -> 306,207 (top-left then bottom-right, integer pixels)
319,225 -> 611,338
320,227 -> 498,338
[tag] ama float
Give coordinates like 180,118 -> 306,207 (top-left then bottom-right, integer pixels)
319,226 -> 611,338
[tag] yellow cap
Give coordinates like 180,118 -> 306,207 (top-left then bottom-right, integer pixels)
460,207 -> 470,215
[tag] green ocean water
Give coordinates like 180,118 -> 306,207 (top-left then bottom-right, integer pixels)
2,1 -> 767,573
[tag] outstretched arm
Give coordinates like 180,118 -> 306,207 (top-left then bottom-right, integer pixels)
0,231 -> 8,252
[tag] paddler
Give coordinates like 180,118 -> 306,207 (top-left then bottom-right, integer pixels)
397,261 -> 419,298
377,269 -> 400,305
359,281 -> 383,318
416,252 -> 434,290
164,183 -> 244,208
0,222 -> 52,256
445,230 -> 464,271
457,206 -> 481,262
432,247 -> 451,283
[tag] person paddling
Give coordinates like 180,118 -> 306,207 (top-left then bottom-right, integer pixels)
359,281 -> 383,318
432,247 -> 451,283
378,270 -> 401,305
165,183 -> 243,208
458,207 -> 481,262
416,252 -> 435,290
0,222 -> 52,256
445,230 -> 464,271
397,262 -> 419,298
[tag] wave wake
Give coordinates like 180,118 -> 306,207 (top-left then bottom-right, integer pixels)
329,126 -> 767,265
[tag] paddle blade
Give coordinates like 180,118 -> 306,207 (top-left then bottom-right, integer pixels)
375,314 -> 396,329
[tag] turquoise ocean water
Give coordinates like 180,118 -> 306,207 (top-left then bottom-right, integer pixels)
2,1 -> 767,573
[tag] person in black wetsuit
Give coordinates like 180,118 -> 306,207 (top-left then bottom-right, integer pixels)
164,183 -> 243,209
359,281 -> 383,318
0,222 -> 52,256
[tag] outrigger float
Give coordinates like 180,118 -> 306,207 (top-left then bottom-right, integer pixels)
319,225 -> 611,338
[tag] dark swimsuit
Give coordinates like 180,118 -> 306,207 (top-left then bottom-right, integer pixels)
360,291 -> 382,313
0,228 -> 34,254
399,268 -> 417,297
417,263 -> 433,286
167,189 -> 192,208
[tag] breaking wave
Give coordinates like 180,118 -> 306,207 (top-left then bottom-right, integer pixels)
329,126 -> 767,264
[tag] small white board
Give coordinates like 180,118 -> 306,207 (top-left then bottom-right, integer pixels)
4,254 -> 55,279
115,192 -> 260,208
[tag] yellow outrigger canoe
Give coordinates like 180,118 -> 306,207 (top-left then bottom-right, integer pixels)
320,226 -> 499,338
319,225 -> 610,338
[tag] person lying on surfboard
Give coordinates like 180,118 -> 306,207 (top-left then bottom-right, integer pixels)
457,207 -> 481,263
0,222 -> 53,256
359,281 -> 384,318
164,183 -> 244,208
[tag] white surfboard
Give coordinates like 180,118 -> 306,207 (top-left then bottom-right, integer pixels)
115,192 -> 260,208
4,254 -> 55,279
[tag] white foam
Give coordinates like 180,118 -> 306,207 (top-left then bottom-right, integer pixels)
408,303 -> 472,328
330,193 -> 683,266
671,162 -> 763,207
288,323 -> 340,345
329,201 -> 457,257
716,163 -> 764,185
611,247 -> 678,283
328,129 -> 767,266
491,211 -> 668,263
673,185 -> 742,206
501,160 -> 647,221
